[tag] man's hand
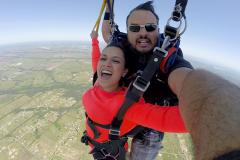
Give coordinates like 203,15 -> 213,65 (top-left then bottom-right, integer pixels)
177,69 -> 240,159
168,67 -> 192,97
91,31 -> 98,39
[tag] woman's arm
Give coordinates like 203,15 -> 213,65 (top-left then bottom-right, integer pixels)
91,31 -> 101,73
124,100 -> 187,133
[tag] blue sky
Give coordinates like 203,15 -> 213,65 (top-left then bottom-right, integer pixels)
1,0 -> 240,69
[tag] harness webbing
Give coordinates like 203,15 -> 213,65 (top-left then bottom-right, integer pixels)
107,0 -> 114,24
86,114 -> 111,129
81,131 -> 127,160
106,0 -> 118,43
85,113 -> 111,139
174,0 -> 188,20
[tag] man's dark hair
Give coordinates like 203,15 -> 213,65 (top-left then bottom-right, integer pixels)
126,1 -> 159,26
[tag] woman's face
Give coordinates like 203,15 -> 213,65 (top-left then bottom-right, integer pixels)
97,46 -> 128,92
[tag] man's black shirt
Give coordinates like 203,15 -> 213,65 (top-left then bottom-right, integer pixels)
123,34 -> 193,105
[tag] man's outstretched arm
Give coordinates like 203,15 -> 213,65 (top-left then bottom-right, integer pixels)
169,68 -> 240,160
101,1 -> 112,43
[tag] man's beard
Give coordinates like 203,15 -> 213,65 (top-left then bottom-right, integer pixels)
128,45 -> 153,70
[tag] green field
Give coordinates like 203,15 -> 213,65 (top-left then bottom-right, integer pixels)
0,43 -> 193,160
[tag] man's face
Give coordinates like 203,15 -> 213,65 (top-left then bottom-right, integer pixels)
127,10 -> 159,54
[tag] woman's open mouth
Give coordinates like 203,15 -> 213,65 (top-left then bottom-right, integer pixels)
100,70 -> 112,80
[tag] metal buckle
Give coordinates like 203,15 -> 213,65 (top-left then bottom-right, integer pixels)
98,148 -> 119,160
164,13 -> 187,41
153,47 -> 168,57
132,76 -> 150,92
163,100 -> 170,106
81,134 -> 88,145
109,129 -> 120,136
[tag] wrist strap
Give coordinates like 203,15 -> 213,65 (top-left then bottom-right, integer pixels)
104,12 -> 110,20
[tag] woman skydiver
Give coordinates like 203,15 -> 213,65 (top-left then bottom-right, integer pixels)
80,30 -> 187,160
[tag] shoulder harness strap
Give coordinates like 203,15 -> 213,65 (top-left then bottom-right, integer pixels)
85,113 -> 111,139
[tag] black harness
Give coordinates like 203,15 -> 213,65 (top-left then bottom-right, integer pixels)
81,114 -> 129,160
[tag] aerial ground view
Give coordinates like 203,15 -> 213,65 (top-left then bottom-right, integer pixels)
0,41 -> 239,160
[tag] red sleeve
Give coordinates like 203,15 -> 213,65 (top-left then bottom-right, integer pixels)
124,100 -> 188,133
91,38 -> 101,73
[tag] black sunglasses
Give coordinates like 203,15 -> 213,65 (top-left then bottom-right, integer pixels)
128,24 -> 158,32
